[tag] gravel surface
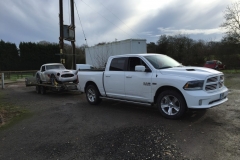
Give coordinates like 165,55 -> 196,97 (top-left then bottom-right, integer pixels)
0,77 -> 240,160
78,126 -> 185,160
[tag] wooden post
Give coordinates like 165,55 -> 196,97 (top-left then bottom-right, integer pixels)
1,73 -> 4,89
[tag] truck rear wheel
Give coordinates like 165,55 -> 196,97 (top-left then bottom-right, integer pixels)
86,85 -> 102,105
157,90 -> 186,119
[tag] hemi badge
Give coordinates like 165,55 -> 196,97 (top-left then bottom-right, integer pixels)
152,83 -> 157,85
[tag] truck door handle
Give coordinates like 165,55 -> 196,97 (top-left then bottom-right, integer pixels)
105,75 -> 110,77
126,76 -> 132,78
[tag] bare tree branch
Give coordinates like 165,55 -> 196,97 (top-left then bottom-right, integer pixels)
221,1 -> 240,42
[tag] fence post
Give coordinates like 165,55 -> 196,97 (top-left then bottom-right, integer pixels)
1,73 -> 4,89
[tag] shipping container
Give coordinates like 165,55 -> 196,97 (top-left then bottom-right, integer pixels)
85,39 -> 147,68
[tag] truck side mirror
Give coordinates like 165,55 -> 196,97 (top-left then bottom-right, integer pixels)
135,65 -> 145,72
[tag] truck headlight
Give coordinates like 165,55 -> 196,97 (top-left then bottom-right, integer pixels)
183,80 -> 204,90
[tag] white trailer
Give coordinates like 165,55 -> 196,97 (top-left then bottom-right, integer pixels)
85,39 -> 147,68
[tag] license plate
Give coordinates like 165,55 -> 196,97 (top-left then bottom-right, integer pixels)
220,93 -> 224,99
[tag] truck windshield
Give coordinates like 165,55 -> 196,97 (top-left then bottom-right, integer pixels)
143,54 -> 181,69
46,65 -> 65,70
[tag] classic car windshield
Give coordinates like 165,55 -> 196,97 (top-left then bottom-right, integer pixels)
46,65 -> 65,70
143,54 -> 181,69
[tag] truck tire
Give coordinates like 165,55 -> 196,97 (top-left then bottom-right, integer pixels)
157,90 -> 187,119
86,85 -> 102,105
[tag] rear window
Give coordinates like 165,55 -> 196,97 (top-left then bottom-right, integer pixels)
109,57 -> 127,71
206,61 -> 214,64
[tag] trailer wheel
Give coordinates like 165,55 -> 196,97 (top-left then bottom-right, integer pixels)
86,85 -> 102,105
157,90 -> 186,119
40,86 -> 46,95
36,86 -> 40,94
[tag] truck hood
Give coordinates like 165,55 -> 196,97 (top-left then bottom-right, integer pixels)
159,66 -> 222,80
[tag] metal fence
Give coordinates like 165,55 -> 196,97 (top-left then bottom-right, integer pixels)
0,70 -> 37,89
0,71 -> 37,79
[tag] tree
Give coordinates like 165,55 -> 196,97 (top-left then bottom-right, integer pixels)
0,40 -> 19,71
221,1 -> 240,43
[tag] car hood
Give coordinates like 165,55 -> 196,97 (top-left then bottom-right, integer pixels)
159,66 -> 222,80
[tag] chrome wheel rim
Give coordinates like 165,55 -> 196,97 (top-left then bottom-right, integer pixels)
87,88 -> 96,102
161,95 -> 180,115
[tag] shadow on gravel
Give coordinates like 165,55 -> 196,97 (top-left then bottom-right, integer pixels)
180,109 -> 207,122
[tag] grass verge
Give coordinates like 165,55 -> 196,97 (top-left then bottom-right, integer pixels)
0,93 -> 31,130
224,73 -> 240,90
222,69 -> 240,74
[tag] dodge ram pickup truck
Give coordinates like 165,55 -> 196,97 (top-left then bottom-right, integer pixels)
77,53 -> 228,119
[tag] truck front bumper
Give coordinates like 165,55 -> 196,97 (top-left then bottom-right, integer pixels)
183,86 -> 228,109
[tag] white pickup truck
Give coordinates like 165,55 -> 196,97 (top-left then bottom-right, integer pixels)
77,53 -> 228,119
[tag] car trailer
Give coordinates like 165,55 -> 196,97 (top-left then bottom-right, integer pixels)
25,77 -> 78,94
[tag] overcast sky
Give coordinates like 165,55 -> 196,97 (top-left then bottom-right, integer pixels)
0,0 -> 238,47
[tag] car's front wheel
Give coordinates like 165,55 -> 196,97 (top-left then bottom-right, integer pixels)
157,90 -> 187,119
51,75 -> 57,86
36,74 -> 42,84
85,85 -> 102,105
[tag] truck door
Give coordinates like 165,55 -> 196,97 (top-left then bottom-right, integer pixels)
124,57 -> 153,102
104,57 -> 127,99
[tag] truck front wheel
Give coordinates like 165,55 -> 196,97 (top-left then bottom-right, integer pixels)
86,85 -> 102,105
157,90 -> 187,119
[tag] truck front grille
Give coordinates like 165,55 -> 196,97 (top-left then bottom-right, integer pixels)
61,74 -> 74,77
205,75 -> 224,91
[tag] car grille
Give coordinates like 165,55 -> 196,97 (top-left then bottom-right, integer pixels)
61,74 -> 74,78
205,75 -> 224,91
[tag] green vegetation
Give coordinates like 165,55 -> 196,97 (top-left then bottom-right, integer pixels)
224,73 -> 240,89
3,72 -> 35,81
0,40 -> 86,71
0,93 -> 30,130
222,70 -> 240,74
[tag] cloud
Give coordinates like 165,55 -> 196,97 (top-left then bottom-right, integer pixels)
157,27 -> 225,35
0,0 -> 237,46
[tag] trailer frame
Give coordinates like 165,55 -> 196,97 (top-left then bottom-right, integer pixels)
25,77 -> 78,95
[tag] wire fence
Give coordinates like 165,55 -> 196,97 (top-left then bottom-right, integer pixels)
0,71 -> 37,81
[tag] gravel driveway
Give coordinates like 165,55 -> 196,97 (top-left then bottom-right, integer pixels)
0,78 -> 240,159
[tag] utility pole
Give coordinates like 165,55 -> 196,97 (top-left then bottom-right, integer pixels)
70,0 -> 76,70
59,0 -> 64,63
59,0 -> 76,69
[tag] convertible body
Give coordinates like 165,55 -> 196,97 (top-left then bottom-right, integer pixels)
35,63 -> 77,84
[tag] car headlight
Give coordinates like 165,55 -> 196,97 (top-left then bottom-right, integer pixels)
183,80 -> 204,90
